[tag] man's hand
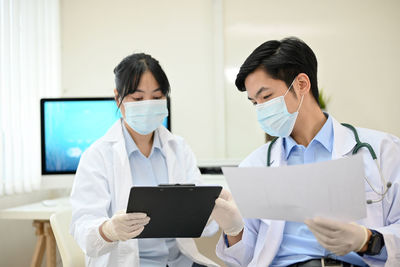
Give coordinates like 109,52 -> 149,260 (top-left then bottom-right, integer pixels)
211,189 -> 244,236
305,217 -> 369,256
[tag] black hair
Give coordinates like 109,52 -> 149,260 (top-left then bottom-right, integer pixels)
235,37 -> 319,105
113,53 -> 170,106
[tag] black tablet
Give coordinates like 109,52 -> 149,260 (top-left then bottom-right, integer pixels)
126,185 -> 222,238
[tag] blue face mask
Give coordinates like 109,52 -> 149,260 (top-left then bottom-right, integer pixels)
255,78 -> 303,137
123,99 -> 168,135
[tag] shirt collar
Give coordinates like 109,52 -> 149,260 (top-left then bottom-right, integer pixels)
283,114 -> 333,159
121,123 -> 162,157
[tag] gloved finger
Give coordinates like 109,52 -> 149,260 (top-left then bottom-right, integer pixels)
117,224 -> 146,236
117,216 -> 142,227
119,231 -> 137,241
127,225 -> 145,239
305,220 -> 340,239
118,213 -> 148,226
127,217 -> 151,227
307,225 -> 337,241
307,226 -> 329,244
128,223 -> 147,232
214,198 -> 230,210
111,211 -> 129,222
125,212 -> 147,220
312,230 -> 342,247
210,206 -> 218,219
306,224 -> 339,247
306,217 -> 343,231
115,223 -> 135,233
115,210 -> 126,215
218,189 -> 232,201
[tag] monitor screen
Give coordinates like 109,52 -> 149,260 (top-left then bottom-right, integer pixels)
41,98 -> 170,174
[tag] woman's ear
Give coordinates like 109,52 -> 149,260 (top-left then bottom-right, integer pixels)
294,73 -> 311,97
114,89 -> 120,106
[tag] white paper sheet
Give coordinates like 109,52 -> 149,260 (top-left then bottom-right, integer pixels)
222,155 -> 367,222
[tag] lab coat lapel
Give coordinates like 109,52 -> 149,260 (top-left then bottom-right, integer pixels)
158,126 -> 186,184
105,119 -> 133,212
261,137 -> 285,228
102,120 -> 139,266
269,137 -> 286,167
251,220 -> 285,267
255,118 -> 357,267
331,118 -> 357,159
113,140 -> 133,212
255,138 -> 285,266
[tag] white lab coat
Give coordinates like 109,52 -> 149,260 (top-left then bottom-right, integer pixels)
70,119 -> 220,267
216,117 -> 400,267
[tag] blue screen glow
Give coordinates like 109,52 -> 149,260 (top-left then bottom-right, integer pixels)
43,99 -> 169,173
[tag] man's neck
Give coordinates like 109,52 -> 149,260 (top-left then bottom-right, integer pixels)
290,103 -> 327,147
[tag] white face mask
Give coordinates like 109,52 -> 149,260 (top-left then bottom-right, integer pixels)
255,78 -> 303,137
123,99 -> 168,135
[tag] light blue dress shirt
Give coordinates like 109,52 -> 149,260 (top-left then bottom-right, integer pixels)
270,115 -> 368,267
122,123 -> 193,267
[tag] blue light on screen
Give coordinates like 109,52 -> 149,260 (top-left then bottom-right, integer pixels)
44,99 -> 169,173
44,100 -> 121,172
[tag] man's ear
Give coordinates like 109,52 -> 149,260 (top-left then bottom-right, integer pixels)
294,73 -> 311,97
114,89 -> 120,106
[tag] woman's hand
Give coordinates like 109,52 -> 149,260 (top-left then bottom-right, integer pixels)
100,210 -> 150,242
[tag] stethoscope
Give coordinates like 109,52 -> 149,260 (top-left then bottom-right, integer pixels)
266,123 -> 392,204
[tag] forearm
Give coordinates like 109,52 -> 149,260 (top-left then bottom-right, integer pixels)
362,224 -> 400,263
72,216 -> 117,257
99,221 -> 113,242
226,229 -> 244,247
358,229 -> 372,253
216,230 -> 255,267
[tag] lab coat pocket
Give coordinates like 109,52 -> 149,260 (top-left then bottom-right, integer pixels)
117,239 -> 139,266
118,240 -> 134,253
361,191 -> 384,228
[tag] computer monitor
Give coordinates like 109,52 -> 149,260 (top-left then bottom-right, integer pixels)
41,97 -> 170,175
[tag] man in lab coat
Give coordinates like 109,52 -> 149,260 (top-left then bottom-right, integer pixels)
211,37 -> 400,266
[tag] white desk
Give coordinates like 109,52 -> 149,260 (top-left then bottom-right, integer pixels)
0,197 -> 71,267
0,177 -> 226,267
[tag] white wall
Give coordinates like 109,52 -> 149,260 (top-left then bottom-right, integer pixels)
224,0 -> 400,159
61,0 -> 400,162
60,0 -> 225,160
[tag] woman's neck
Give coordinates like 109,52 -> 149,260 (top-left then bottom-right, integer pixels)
124,121 -> 154,157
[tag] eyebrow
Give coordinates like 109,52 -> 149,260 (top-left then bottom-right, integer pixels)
247,87 -> 270,101
134,88 -> 162,93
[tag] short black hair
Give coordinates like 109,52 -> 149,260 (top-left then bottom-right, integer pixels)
114,53 -> 170,105
235,37 -> 319,104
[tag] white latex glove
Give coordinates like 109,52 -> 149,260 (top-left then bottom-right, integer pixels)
304,217 -> 369,256
101,210 -> 150,242
211,189 -> 244,236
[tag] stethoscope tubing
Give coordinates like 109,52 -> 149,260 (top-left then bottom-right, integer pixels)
266,123 -> 391,204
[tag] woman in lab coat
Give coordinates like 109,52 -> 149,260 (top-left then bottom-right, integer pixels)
211,37 -> 400,266
70,53 -> 219,267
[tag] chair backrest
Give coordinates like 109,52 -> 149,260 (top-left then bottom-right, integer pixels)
50,209 -> 85,267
